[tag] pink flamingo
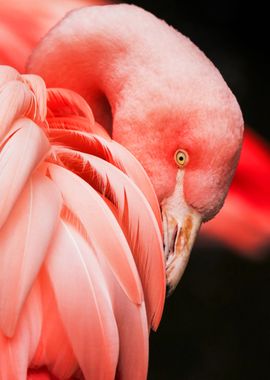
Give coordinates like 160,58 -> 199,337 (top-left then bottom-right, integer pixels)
0,4 -> 243,380
1,1 -> 268,257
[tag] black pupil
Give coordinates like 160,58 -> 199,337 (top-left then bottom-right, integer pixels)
179,156 -> 184,161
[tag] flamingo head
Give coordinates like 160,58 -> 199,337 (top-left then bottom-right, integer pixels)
28,4 -> 244,294
115,71 -> 243,294
109,7 -> 244,293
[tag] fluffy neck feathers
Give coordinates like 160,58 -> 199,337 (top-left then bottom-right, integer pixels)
28,4 -> 243,216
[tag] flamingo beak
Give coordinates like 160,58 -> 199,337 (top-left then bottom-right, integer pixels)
162,200 -> 202,296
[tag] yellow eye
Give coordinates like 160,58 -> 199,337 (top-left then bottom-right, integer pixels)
174,149 -> 188,167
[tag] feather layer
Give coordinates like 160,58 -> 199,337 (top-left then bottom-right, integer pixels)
0,80 -> 36,141
52,148 -> 165,329
48,163 -> 143,305
22,75 -> 47,121
0,172 -> 61,337
0,65 -> 20,88
0,119 -> 50,229
96,254 -> 149,380
31,269 -> 79,379
0,67 -> 166,379
47,127 -> 162,229
45,216 -> 119,379
47,88 -> 95,125
0,282 -> 42,380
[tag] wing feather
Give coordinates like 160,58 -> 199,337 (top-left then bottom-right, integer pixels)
0,65 -> 20,88
0,172 -> 61,337
22,74 -> 47,121
32,269 -> 78,379
46,127 -> 161,228
0,119 -> 50,229
47,88 -> 95,125
47,115 -> 94,132
45,217 -> 119,379
109,140 -> 162,232
97,258 -> 149,380
0,281 -> 42,380
53,149 -> 165,329
48,163 -> 143,305
0,80 -> 35,141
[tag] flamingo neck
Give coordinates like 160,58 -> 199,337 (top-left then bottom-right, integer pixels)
28,5 -> 161,137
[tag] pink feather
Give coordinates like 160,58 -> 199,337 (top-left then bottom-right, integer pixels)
0,62 -> 164,377
0,282 -> 42,379
52,148 -> 165,329
0,2 -> 248,378
32,270 -> 78,379
47,127 -> 162,230
45,216 -> 119,379
0,120 -> 50,229
0,80 -> 35,140
48,163 -> 143,305
0,172 -> 61,337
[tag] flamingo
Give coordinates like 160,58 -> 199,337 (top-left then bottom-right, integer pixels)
1,1 -> 268,258
0,3 -> 243,380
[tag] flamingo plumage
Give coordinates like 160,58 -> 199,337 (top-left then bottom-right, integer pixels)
0,3 -> 243,380
1,0 -> 268,257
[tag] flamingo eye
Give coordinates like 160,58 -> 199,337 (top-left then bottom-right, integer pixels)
174,149 -> 188,167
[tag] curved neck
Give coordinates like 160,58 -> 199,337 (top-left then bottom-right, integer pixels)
28,5 -> 169,137
27,3 -> 194,202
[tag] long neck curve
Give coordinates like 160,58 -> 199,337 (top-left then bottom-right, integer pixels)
28,4 -> 243,203
28,4 -> 177,136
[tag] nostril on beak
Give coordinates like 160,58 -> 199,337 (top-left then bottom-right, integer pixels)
165,224 -> 179,269
169,225 -> 178,254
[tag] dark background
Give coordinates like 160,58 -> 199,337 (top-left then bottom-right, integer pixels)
122,1 -> 270,379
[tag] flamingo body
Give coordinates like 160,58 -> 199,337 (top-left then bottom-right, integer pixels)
0,3 -> 244,379
28,4 -> 243,219
0,66 -> 164,379
1,1 -> 268,257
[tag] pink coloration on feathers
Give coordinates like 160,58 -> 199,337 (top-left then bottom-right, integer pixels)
0,0 -> 267,258
28,4 -> 243,221
0,66 -> 165,379
0,2 -> 245,379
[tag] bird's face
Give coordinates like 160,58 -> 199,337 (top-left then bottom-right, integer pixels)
116,100 -> 243,295
156,106 -> 243,294
159,118 -> 243,294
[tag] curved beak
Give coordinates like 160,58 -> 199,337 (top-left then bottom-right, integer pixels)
162,190 -> 202,296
